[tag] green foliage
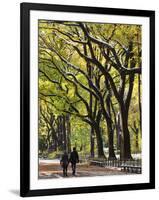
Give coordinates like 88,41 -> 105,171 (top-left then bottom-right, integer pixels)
38,20 -> 142,159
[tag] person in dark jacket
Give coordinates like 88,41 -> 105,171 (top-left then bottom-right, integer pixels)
60,151 -> 69,177
69,147 -> 79,176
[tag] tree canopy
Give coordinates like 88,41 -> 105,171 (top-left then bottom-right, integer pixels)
38,20 -> 142,160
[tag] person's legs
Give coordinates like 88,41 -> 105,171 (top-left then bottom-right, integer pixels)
71,162 -> 76,175
71,163 -> 73,174
62,163 -> 66,176
65,165 -> 68,176
63,167 -> 65,176
74,163 -> 76,175
71,163 -> 74,175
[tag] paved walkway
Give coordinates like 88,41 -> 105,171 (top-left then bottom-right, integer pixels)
39,159 -> 130,179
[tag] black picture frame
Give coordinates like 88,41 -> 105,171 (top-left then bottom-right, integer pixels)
20,2 -> 155,197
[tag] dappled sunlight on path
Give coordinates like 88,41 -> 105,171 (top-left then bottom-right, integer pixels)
39,160 -> 131,179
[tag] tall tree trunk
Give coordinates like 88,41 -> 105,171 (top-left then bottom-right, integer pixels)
138,74 -> 142,134
94,123 -> 105,157
46,128 -> 51,151
118,62 -> 135,160
90,127 -> 95,157
89,88 -> 94,157
106,119 -> 116,160
54,136 -> 57,151
66,114 -> 71,153
62,115 -> 66,151
137,29 -> 142,134
51,128 -> 57,151
116,112 -> 121,151
105,78 -> 116,160
57,116 -> 63,150
120,103 -> 132,159
85,44 -> 95,158
111,101 -> 121,153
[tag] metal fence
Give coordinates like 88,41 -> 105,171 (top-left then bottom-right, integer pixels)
89,158 -> 142,174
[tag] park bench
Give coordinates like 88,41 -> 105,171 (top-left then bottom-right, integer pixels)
121,164 -> 141,174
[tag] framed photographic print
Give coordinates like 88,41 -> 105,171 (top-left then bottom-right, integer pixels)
20,2 -> 155,197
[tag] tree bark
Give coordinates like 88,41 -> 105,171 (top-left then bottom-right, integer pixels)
66,114 -> 71,153
106,119 -> 116,160
90,127 -> 95,157
62,115 -> 67,151
138,74 -> 142,134
120,103 -> 132,159
116,112 -> 121,150
57,116 -> 63,150
94,123 -> 105,157
105,79 -> 116,160
84,42 -> 95,158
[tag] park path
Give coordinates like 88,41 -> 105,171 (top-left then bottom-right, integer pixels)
39,159 -> 130,179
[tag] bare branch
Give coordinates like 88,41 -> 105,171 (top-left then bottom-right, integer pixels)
39,69 -> 60,85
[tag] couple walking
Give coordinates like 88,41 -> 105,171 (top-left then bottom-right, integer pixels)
60,147 -> 79,177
